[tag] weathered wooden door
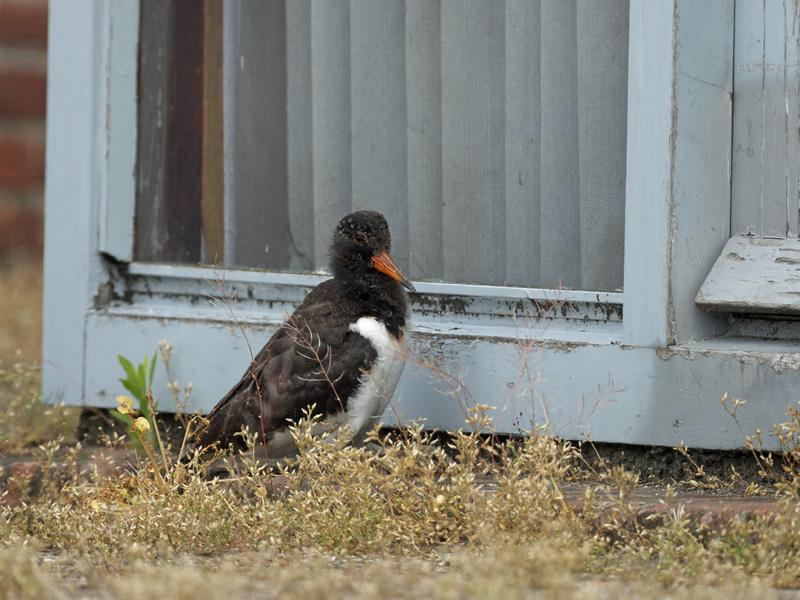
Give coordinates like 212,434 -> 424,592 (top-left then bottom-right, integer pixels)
44,1 -> 800,450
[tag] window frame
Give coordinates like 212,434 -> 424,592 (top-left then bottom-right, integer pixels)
94,0 -> 628,340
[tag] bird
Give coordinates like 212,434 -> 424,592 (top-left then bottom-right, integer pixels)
195,210 -> 415,458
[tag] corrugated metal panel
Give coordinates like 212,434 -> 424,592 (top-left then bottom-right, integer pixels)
218,0 -> 628,291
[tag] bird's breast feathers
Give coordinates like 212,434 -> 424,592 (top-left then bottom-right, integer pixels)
345,317 -> 406,436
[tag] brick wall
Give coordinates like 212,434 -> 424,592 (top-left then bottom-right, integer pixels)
0,0 -> 47,259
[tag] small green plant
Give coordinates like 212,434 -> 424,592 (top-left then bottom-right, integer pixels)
111,352 -> 157,435
111,347 -> 205,491
111,351 -> 170,489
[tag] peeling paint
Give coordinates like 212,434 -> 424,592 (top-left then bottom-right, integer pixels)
94,253 -> 132,308
410,293 -> 621,323
696,237 -> 800,315
657,345 -> 800,373
412,294 -> 474,315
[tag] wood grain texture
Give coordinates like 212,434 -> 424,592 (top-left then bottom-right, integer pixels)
732,0 -> 800,239
695,236 -> 800,315
134,0 -> 204,263
134,0 -> 171,261
201,0 -> 224,264
696,236 -> 800,315
164,0 -> 204,262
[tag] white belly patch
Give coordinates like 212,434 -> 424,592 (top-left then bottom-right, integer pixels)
346,317 -> 406,438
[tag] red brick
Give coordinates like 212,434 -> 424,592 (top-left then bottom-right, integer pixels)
0,3 -> 48,47
0,70 -> 46,118
0,136 -> 45,187
0,203 -> 43,256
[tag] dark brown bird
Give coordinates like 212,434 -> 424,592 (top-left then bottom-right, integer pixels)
196,210 -> 415,457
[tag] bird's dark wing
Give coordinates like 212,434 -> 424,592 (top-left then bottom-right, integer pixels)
196,281 -> 377,451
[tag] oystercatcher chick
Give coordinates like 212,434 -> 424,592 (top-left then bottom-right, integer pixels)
196,210 -> 415,458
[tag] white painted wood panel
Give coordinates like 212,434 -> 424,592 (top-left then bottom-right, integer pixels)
669,0 -> 733,343
622,0 -> 675,347
98,0 -> 139,263
696,236 -> 800,315
732,0 -> 800,239
44,0 -> 114,404
81,309 -> 800,451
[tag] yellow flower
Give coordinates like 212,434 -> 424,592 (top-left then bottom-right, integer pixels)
133,416 -> 151,434
116,395 -> 135,415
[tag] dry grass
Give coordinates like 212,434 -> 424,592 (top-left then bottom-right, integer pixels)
3,257 -> 800,598
0,257 -> 78,452
0,256 -> 42,364
2,413 -> 800,598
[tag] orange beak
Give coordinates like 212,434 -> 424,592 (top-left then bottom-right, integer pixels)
372,250 -> 416,292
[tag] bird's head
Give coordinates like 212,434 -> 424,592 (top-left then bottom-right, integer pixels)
330,210 -> 415,293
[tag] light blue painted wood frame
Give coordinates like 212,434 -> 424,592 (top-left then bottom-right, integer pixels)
43,0 -> 139,405
44,0 -> 800,450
